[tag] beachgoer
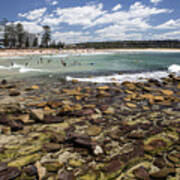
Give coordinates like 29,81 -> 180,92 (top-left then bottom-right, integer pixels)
61,59 -> 67,67
11,62 -> 14,66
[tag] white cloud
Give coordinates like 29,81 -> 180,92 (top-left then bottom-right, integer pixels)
93,2 -> 171,26
46,0 -> 58,6
18,8 -> 47,20
14,21 -> 43,34
93,1 -> 172,41
152,31 -> 180,39
51,1 -> 58,6
54,3 -> 106,27
156,19 -> 180,29
150,0 -> 162,5
112,4 -> 122,11
53,31 -> 91,43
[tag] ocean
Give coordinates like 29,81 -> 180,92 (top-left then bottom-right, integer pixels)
0,51 -> 180,83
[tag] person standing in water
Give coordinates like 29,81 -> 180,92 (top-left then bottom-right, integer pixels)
61,59 -> 67,67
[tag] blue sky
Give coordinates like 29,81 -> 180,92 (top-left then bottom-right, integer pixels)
0,0 -> 180,43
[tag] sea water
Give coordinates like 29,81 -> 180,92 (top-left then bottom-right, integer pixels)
0,51 -> 180,83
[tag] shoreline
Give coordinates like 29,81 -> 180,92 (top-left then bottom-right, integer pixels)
0,48 -> 180,57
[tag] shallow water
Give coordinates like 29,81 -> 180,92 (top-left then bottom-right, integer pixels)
0,51 -> 180,82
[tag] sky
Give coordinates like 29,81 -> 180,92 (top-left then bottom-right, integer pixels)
0,0 -> 180,43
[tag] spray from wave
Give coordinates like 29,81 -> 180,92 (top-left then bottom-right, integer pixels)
66,64 -> 180,84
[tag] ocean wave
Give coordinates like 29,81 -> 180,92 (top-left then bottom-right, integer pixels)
42,54 -> 69,58
168,64 -> 180,75
19,67 -> 45,73
0,65 -> 12,70
0,63 -> 47,73
66,64 -> 180,83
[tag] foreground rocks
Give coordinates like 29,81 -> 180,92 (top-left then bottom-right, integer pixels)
0,75 -> 180,179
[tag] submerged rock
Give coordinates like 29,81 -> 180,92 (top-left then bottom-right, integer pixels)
0,167 -> 21,180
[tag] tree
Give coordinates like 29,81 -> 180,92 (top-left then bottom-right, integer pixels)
50,40 -> 56,48
41,25 -> 51,48
4,23 -> 16,48
16,23 -> 25,48
33,37 -> 38,48
25,37 -> 29,48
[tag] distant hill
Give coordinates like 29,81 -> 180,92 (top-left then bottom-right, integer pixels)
70,40 -> 180,49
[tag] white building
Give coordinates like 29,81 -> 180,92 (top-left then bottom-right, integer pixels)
0,25 -> 4,48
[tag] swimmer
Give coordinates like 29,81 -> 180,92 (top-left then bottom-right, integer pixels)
61,59 -> 67,67
25,62 -> 29,66
11,62 -> 14,66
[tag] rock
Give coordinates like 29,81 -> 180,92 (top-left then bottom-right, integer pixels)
93,145 -> 103,155
35,161 -> 46,180
18,114 -> 33,124
133,166 -> 150,180
161,89 -> 174,96
0,167 -> 21,180
0,163 -> 7,172
43,162 -> 63,172
126,103 -> 137,108
9,90 -> 21,96
87,125 -> 102,136
150,167 -> 175,179
31,109 -> 44,121
122,82 -> 136,90
43,143 -> 61,152
68,133 -> 96,152
97,86 -> 109,90
82,109 -> 94,115
62,89 -> 80,95
8,153 -> 41,168
69,159 -> 83,167
103,159 -> 123,173
103,107 -> 115,114
31,85 -> 40,90
1,79 -> 7,85
167,152 -> 180,163
44,115 -> 63,124
154,96 -> 164,102
153,157 -> 166,168
24,165 -> 38,176
58,169 -> 75,180
10,120 -> 23,131
48,131 -> 66,143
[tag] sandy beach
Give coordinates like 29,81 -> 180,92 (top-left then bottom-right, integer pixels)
0,48 -> 180,57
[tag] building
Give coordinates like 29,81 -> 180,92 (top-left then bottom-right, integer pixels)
0,25 -> 4,48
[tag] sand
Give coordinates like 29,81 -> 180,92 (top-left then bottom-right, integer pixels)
0,48 -> 180,57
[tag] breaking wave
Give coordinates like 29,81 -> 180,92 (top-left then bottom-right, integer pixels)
66,64 -> 180,83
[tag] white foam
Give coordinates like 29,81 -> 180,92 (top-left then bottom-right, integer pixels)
168,64 -> 180,75
19,67 -> 45,73
66,71 -> 169,84
0,65 -> 11,70
67,64 -> 180,84
42,54 -> 69,58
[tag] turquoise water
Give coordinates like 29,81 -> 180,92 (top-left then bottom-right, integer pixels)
0,51 -> 180,81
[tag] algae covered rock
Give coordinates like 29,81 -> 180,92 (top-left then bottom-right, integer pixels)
8,153 -> 41,168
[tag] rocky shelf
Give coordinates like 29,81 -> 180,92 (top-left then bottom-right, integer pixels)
0,75 -> 180,180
